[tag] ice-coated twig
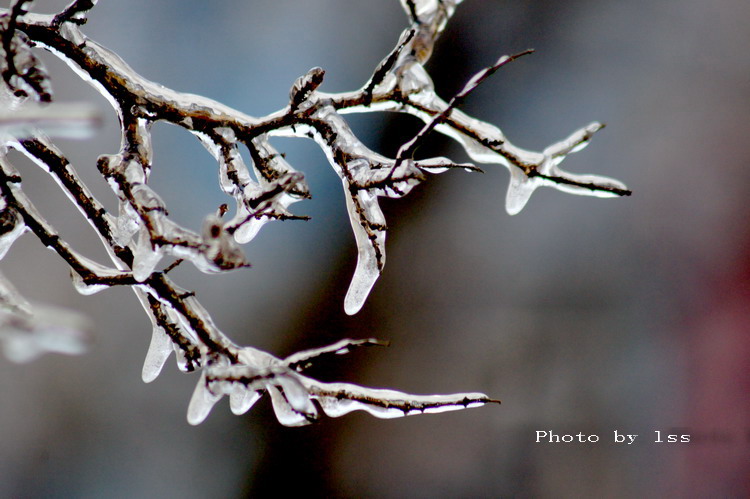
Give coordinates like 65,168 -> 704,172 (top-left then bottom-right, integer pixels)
51,0 -> 98,28
284,337 -> 390,372
391,49 -> 535,177
187,341 -> 499,426
0,0 -> 628,425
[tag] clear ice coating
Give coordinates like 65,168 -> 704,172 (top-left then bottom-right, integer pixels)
305,381 -> 495,420
69,255 -> 127,295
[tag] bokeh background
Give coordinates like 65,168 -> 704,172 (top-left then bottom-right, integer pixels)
1,0 -> 749,496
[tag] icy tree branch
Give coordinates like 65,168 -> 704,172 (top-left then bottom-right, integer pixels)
0,0 -> 628,426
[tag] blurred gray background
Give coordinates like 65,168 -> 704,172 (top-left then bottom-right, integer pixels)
1,0 -> 749,497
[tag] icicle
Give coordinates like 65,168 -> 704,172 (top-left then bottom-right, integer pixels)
229,387 -> 262,415
505,165 -> 538,216
0,205 -> 27,260
186,371 -> 223,425
141,324 -> 172,383
268,386 -> 312,427
342,188 -> 384,315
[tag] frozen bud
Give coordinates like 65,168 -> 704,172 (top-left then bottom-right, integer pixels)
201,214 -> 248,271
289,67 -> 325,112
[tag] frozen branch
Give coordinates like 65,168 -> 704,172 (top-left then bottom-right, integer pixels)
0,0 -> 628,426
